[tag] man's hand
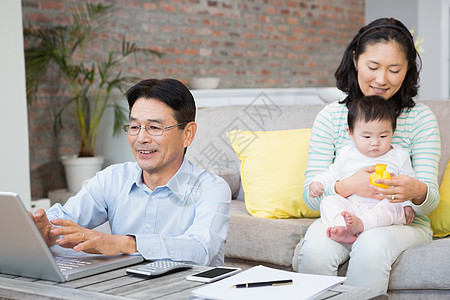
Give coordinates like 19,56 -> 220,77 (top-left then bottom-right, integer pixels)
29,209 -> 59,248
50,219 -> 137,255
403,206 -> 415,225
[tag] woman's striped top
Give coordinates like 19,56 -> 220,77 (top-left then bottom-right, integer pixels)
302,101 -> 441,229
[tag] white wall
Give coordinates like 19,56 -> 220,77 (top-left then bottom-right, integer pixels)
0,1 -> 31,208
96,99 -> 134,167
366,0 -> 450,100
417,0 -> 449,99
366,0 -> 418,29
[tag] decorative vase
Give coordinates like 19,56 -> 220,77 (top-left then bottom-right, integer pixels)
61,155 -> 105,193
189,77 -> 220,89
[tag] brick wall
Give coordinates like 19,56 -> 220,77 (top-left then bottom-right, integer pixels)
22,0 -> 365,198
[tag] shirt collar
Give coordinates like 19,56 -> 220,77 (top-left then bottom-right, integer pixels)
165,158 -> 191,194
166,158 -> 203,206
128,167 -> 148,194
128,158 -> 193,197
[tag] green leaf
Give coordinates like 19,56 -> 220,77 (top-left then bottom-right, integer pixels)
23,1 -> 161,157
112,104 -> 129,137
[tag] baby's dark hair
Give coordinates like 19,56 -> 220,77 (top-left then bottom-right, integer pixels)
347,95 -> 397,133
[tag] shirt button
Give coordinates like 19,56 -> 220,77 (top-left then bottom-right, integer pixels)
170,253 -> 175,259
146,224 -> 152,230
147,250 -> 152,256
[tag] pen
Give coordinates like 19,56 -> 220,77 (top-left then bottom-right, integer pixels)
232,279 -> 293,288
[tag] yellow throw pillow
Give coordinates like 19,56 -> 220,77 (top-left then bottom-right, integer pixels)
227,129 -> 319,219
430,160 -> 450,237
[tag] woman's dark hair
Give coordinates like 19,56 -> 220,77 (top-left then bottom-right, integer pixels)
126,78 -> 196,128
348,95 -> 397,133
335,18 -> 421,116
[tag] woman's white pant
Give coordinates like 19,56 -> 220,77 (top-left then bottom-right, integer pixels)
297,218 -> 432,292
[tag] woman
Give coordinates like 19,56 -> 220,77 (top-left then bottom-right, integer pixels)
298,18 -> 440,293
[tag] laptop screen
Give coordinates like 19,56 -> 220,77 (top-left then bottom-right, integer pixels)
0,191 -> 143,282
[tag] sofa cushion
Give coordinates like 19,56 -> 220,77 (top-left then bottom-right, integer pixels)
430,160 -> 450,237
224,200 -> 316,266
227,128 -> 319,218
389,238 -> 450,290
206,165 -> 241,199
187,104 -> 325,201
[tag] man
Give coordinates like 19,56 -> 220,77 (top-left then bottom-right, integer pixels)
31,78 -> 231,266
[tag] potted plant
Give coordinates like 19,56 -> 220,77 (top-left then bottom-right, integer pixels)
24,2 -> 161,192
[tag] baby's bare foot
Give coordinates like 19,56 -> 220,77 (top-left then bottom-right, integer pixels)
342,211 -> 364,235
327,226 -> 357,244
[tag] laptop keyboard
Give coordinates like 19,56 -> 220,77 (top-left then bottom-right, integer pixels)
55,256 -> 99,271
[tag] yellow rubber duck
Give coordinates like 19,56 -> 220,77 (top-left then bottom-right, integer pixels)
369,164 -> 391,188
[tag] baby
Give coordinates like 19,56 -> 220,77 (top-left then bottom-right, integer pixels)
310,95 -> 415,243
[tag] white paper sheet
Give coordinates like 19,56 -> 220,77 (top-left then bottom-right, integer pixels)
191,265 -> 346,300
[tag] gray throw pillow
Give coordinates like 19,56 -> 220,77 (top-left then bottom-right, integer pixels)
206,165 -> 240,199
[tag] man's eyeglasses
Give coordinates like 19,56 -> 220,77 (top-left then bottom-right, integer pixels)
122,122 -> 189,136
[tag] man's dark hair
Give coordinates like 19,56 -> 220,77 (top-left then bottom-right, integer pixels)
126,78 -> 196,128
347,95 -> 397,133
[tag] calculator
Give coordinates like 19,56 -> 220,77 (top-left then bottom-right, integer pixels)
126,260 -> 193,277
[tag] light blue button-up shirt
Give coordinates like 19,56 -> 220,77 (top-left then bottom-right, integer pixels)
47,159 -> 231,266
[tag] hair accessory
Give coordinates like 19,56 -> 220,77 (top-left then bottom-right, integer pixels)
356,24 -> 414,49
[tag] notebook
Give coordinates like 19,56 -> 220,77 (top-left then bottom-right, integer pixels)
0,191 -> 144,282
191,265 -> 346,300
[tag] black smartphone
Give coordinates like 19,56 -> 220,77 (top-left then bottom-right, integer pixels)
186,266 -> 241,283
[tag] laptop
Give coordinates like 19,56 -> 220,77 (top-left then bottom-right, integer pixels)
0,191 -> 144,282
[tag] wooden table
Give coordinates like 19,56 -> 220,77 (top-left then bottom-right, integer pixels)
0,263 -> 387,299
0,263 -> 207,300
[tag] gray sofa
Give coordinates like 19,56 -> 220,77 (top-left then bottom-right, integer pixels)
186,99 -> 450,298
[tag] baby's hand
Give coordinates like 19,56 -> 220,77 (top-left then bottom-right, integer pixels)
403,206 -> 415,225
309,182 -> 324,198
